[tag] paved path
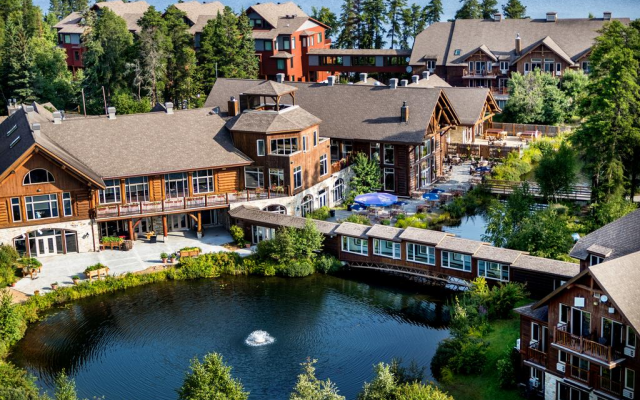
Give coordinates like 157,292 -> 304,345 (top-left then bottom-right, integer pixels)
14,228 -> 252,296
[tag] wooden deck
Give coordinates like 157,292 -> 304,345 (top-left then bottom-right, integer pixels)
484,180 -> 591,202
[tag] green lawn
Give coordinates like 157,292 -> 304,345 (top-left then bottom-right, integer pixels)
440,318 -> 521,400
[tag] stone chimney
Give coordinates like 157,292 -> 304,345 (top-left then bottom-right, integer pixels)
165,102 -> 174,114
327,75 -> 336,86
359,72 -> 368,83
228,96 -> 239,117
107,107 -> 116,120
422,71 -> 430,80
7,99 -> 19,116
546,12 -> 557,22
276,73 -> 285,83
515,33 -> 521,55
493,13 -> 502,22
400,79 -> 408,87
401,101 -> 409,123
603,11 -> 612,20
53,111 -> 62,124
411,75 -> 420,84
389,78 -> 398,89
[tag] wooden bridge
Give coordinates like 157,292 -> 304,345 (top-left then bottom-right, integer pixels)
484,180 -> 591,202
347,261 -> 471,291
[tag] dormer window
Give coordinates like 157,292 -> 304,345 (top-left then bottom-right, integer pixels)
500,61 -> 509,72
454,49 -> 461,56
426,59 -> 436,71
23,169 -> 55,185
589,254 -> 604,266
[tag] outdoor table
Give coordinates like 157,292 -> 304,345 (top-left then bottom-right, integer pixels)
485,128 -> 507,140
519,130 -> 540,141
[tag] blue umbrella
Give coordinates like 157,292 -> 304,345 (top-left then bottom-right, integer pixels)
354,192 -> 398,207
423,192 -> 440,201
394,200 -> 409,206
430,188 -> 446,194
477,166 -> 492,173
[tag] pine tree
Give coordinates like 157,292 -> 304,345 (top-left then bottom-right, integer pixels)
311,7 -> 337,39
386,0 -> 407,49
336,0 -> 360,48
455,0 -> 481,19
49,0 -> 88,21
480,0 -> 498,19
423,0 -> 443,25
362,0 -> 387,49
163,5 -> 198,107
400,4 -> 425,49
502,0 -> 527,19
137,6 -> 170,105
0,16 -> 34,103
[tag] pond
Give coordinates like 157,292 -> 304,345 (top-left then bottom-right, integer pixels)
441,213 -> 490,242
11,274 -> 452,400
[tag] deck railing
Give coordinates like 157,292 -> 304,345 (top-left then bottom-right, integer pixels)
485,180 -> 591,202
526,344 -> 547,368
95,187 -> 288,219
554,327 -> 619,363
331,154 -> 352,174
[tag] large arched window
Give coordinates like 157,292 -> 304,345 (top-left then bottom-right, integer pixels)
301,194 -> 314,217
23,169 -> 54,185
333,178 -> 345,202
263,204 -> 287,215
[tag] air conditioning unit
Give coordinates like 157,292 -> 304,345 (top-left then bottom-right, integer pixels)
623,389 -> 634,399
624,347 -> 636,358
529,377 -> 540,388
556,363 -> 566,373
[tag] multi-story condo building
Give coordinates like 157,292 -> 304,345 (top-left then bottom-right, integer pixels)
246,2 -> 330,82
173,1 -> 225,49
409,12 -> 630,108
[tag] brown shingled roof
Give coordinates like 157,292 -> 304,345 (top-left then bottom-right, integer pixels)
226,106 -> 321,134
570,209 -> 640,261
436,236 -> 486,254
242,80 -> 298,97
443,88 -> 499,126
92,0 -> 150,33
173,1 -> 224,28
511,254 -> 579,278
335,222 -> 370,239
228,205 -> 339,235
474,245 -> 523,265
248,2 -> 307,28
398,227 -> 449,246
366,225 -> 403,241
308,49 -> 412,56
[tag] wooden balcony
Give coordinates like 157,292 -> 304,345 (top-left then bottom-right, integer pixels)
331,154 -> 352,174
95,188 -> 288,220
462,69 -> 497,79
526,344 -> 547,368
491,87 -> 508,95
594,374 -> 623,396
554,327 -> 622,364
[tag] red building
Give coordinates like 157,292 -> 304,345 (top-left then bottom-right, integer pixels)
246,2 -> 331,82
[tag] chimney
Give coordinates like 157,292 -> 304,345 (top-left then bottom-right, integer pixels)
165,102 -> 174,114
53,111 -> 62,124
411,75 -> 420,84
422,71 -> 430,80
7,99 -> 19,116
32,123 -> 41,132
327,75 -> 336,86
107,107 -> 116,120
546,12 -> 557,22
400,101 -> 409,123
359,72 -> 368,83
389,78 -> 398,89
25,105 -> 34,113
276,73 -> 285,83
400,79 -> 408,87
603,11 -> 612,20
493,13 -> 502,22
515,33 -> 521,55
228,96 -> 239,117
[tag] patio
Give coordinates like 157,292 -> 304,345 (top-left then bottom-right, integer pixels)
13,227 -> 252,296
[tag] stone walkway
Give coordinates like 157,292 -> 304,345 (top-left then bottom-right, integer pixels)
14,227 -> 252,296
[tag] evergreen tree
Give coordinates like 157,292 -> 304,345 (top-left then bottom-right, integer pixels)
290,359 -> 345,400
137,6 -> 170,105
400,4 -> 425,49
502,0 -> 526,19
49,0 -> 88,21
178,353 -> 249,400
361,0 -> 387,49
480,0 -> 498,19
0,16 -> 35,103
423,0 -> 443,25
163,5 -> 198,107
455,0 -> 481,20
311,7 -> 337,39
386,0 -> 407,49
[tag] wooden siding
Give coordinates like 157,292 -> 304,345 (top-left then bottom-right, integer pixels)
216,169 -> 240,193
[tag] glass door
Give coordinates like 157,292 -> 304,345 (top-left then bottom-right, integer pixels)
318,189 -> 327,208
572,308 -> 591,337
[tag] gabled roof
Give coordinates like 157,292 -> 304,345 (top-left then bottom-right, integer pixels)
226,106 -> 321,134
398,227 -> 450,246
366,224 -> 403,241
173,1 -> 224,33
437,236 -> 486,254
247,2 -> 307,28
54,11 -> 85,34
335,222 -> 370,239
243,80 -> 298,97
408,74 -> 451,88
511,254 -> 579,278
270,51 -> 294,59
228,205 -> 339,235
92,0 -> 150,32
442,88 -> 499,126
205,79 -> 459,144
465,44 -> 498,62
570,209 -> 640,261
514,36 -> 574,65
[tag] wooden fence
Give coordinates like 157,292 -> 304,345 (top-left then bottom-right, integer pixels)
447,142 -> 522,159
485,180 -> 591,202
488,122 -> 573,137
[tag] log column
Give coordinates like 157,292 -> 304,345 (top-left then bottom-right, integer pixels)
162,215 -> 168,242
128,220 -> 134,240
197,212 -> 203,238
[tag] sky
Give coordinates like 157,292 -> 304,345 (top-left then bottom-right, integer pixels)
34,0 -> 640,22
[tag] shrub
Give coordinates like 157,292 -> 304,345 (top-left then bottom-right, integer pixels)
448,337 -> 488,375
0,292 -> 26,358
229,225 -> 246,246
344,214 -> 371,225
178,353 -> 248,400
0,246 -> 19,268
488,282 -> 528,319
314,254 -> 342,274
496,347 -> 518,389
430,339 -> 458,380
308,206 -> 331,221
100,236 -> 123,244
84,263 -> 107,274
280,260 -> 315,278
0,361 -> 40,399
445,197 -> 466,219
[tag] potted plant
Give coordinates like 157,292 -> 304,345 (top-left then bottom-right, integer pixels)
169,253 -> 176,263
34,290 -> 40,296
160,252 -> 169,264
72,276 -> 80,285
51,282 -> 59,290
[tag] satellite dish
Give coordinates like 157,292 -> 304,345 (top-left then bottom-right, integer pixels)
601,295 -> 608,303
405,66 -> 413,73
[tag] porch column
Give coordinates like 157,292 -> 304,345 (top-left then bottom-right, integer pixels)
162,215 -> 168,241
128,220 -> 134,240
197,212 -> 203,239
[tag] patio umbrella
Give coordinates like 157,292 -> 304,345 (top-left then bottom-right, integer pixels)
477,166 -> 492,173
430,188 -> 446,194
393,200 -> 409,206
422,192 -> 440,201
354,193 -> 398,207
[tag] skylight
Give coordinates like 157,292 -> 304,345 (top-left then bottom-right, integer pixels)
454,49 -> 461,56
9,136 -> 20,148
6,125 -> 17,137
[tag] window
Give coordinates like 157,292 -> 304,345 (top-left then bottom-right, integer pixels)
320,154 -> 328,176
342,141 -> 352,158
192,170 -> 214,194
291,37 -> 296,49
11,198 -> 21,222
373,239 -> 401,259
453,49 -> 461,56
557,382 -> 589,400
531,322 -> 540,343
265,40 -> 272,51
290,58 -> 294,68
74,51 -> 80,61
331,139 -> 340,161
23,169 -> 55,185
531,58 -> 542,70
63,192 -> 72,216
310,36 -> 314,46
571,308 -> 591,337
589,254 -> 604,266
257,139 -> 265,156
293,166 -> 302,189
165,173 -> 188,198
426,59 -> 436,71
556,63 -> 561,73
384,168 -> 395,192
559,303 -> 570,324
333,178 -> 345,202
263,204 -> 287,214
628,327 -> 637,349
269,168 -> 285,188
244,167 -> 264,188
602,317 -> 624,347
524,63 -> 530,73
301,194 -> 314,217
6,125 -> 17,137
558,350 -> 568,364
303,136 -> 308,152
384,144 -> 394,165
499,61 -> 509,71
342,236 -> 368,255
570,355 -> 590,381
250,18 -> 263,27
544,58 -> 554,72
283,37 -> 290,50
252,225 -> 275,244
270,137 -> 299,154
125,176 -> 150,202
99,179 -> 121,204
277,59 -> 286,70
625,368 -> 635,391
370,143 -> 380,160
302,37 -> 306,47
582,61 -> 591,73
64,34 -> 71,44
317,33 -> 322,43
478,260 -> 509,281
406,243 -> 435,265
441,251 -> 471,272
313,131 -> 318,146
25,194 -> 58,220
320,56 -> 343,66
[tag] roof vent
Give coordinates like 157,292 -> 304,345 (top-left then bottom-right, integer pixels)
107,107 -> 116,120
400,79 -> 408,87
276,73 -> 285,83
165,102 -> 174,114
411,75 -> 420,84
494,13 -> 502,21
32,123 -> 41,131
546,12 -> 557,22
359,72 -> 368,83
422,71 -> 431,80
53,111 -> 62,124
603,11 -> 612,20
25,105 -> 34,113
389,78 -> 398,89
327,75 -> 336,86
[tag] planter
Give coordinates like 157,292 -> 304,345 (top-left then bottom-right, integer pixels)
72,278 -> 80,285
245,243 -> 251,249
51,283 -> 59,290
179,250 -> 200,258
169,257 -> 176,263
33,290 -> 40,296
162,258 -> 167,264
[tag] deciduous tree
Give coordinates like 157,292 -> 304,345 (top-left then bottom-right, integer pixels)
290,359 -> 345,400
535,141 -> 578,202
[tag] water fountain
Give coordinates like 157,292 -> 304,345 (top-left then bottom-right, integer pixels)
245,330 -> 275,347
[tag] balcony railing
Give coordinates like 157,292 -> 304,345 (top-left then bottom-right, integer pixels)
595,374 -> 623,396
462,69 -> 497,78
95,188 -> 288,219
554,327 -> 622,363
491,87 -> 509,95
526,343 -> 547,367
331,153 -> 353,174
